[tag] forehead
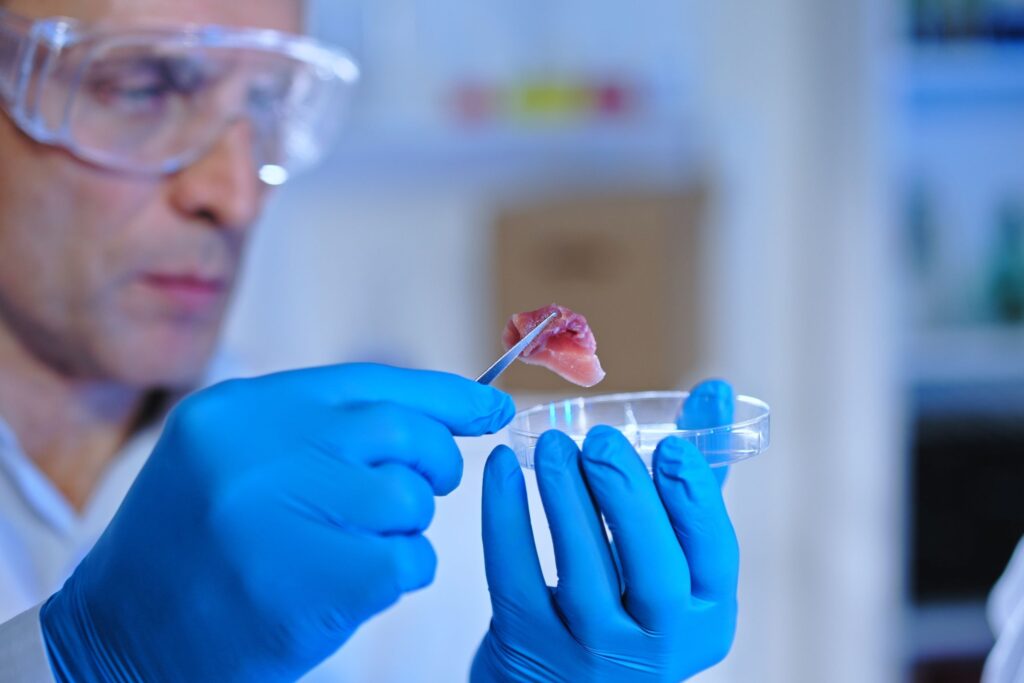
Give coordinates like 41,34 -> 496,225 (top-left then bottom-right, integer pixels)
4,0 -> 304,33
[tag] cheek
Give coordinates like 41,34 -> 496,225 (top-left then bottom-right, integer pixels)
65,188 -> 170,325
0,192 -> 78,324
0,156 -> 159,330
0,226 -> 121,348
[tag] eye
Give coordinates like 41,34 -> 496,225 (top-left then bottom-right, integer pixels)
84,56 -> 212,116
87,66 -> 173,114
107,81 -> 170,102
248,73 -> 292,113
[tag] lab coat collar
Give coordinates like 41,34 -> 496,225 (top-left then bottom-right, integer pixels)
0,348 -> 249,538
0,417 -> 83,537
0,413 -> 160,538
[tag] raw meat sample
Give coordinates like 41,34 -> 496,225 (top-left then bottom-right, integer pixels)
502,304 -> 606,387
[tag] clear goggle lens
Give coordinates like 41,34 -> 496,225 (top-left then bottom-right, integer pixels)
51,39 -> 354,183
16,28 -> 360,184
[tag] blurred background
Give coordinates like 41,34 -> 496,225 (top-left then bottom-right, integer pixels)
219,0 -> 1024,681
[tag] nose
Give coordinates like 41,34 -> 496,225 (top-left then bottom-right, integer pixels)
167,119 -> 267,232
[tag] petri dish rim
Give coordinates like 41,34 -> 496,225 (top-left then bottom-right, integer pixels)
509,390 -> 771,440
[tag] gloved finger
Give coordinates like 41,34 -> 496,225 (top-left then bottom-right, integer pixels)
225,511 -> 421,628
323,402 -> 464,496
535,430 -> 625,633
481,446 -> 550,614
653,437 -> 740,603
322,533 -> 437,623
678,379 -> 734,487
387,533 -> 439,593
270,363 -> 516,436
275,457 -> 437,535
579,426 -> 691,630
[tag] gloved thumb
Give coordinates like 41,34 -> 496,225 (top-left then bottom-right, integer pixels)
481,446 -> 548,612
678,379 -> 734,486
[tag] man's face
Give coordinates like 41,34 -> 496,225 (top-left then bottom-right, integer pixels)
0,0 -> 303,389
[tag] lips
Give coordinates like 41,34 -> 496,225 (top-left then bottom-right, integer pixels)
141,272 -> 228,314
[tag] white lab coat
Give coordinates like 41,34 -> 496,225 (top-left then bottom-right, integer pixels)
0,417 -> 156,681
985,536 -> 1024,682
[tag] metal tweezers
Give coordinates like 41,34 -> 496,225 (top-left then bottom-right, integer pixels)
476,311 -> 559,385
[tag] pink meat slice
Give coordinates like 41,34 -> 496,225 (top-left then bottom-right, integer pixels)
502,303 -> 606,387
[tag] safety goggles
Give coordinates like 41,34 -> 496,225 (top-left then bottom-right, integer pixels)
0,10 -> 359,185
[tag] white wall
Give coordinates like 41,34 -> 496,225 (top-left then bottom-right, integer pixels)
690,0 -> 904,681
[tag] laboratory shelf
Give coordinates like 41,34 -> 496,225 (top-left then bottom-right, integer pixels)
337,118 -> 698,163
317,117 -> 704,189
901,42 -> 1024,109
906,600 -> 994,662
906,325 -> 1024,385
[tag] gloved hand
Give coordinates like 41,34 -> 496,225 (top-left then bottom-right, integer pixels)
40,363 -> 514,683
472,380 -> 739,683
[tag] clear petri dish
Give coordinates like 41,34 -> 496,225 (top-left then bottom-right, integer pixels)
508,391 -> 770,469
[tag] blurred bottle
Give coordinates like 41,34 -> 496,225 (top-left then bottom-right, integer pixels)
904,182 -> 944,326
906,182 -> 936,277
958,0 -> 987,38
910,0 -> 1024,40
450,77 -> 638,125
989,0 -> 1024,39
988,200 -> 1024,324
912,0 -> 946,40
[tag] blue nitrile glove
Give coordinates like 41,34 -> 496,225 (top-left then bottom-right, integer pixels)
40,363 -> 514,683
472,390 -> 739,682
678,379 -> 735,487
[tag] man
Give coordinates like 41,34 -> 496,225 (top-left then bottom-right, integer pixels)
986,540 -> 1024,681
0,1 -> 740,681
